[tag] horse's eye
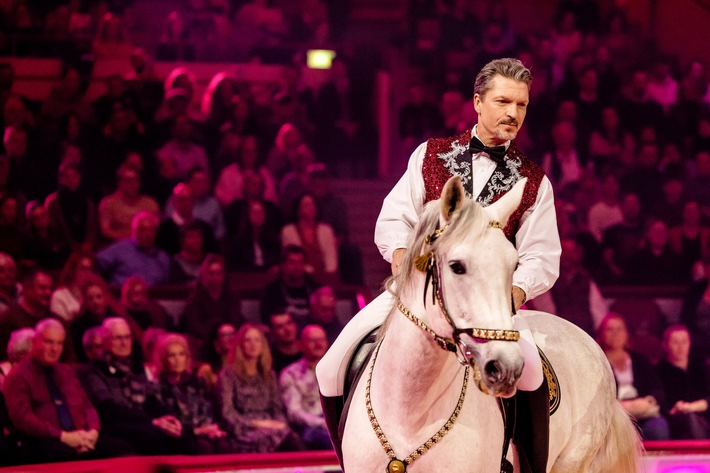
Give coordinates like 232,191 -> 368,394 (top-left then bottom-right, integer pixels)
449,261 -> 466,275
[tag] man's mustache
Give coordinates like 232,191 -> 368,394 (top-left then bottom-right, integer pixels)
499,119 -> 518,126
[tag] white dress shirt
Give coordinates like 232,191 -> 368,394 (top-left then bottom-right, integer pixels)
374,127 -> 560,301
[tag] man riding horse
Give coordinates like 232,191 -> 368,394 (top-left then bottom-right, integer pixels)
316,58 -> 562,473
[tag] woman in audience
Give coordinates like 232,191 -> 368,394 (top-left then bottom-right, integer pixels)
597,313 -> 670,440
120,275 -> 170,331
44,161 -> 98,251
588,105 -> 635,174
152,333 -> 232,454
266,123 -> 310,184
215,134 -> 278,207
24,200 -> 71,270
227,199 -> 281,273
680,256 -> 710,358
657,324 -> 710,439
669,200 -> 710,280
196,323 -> 237,391
0,327 -> 34,389
217,323 -> 303,453
201,72 -> 239,132
281,193 -> 338,277
170,222 -> 206,283
70,275 -> 141,362
50,250 -> 99,322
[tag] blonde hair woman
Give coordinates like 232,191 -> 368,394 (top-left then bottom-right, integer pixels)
217,323 -> 303,453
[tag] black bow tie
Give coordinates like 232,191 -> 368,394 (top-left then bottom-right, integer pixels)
469,136 -> 507,164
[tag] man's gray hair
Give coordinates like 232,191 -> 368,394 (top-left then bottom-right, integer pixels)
34,318 -> 65,339
473,58 -> 532,99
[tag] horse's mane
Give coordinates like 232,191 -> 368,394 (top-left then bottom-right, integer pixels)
380,197 -> 488,331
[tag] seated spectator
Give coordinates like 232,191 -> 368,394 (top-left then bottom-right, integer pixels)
82,327 -> 105,363
279,324 -> 331,450
98,165 -> 159,243
281,193 -> 338,277
170,222 -> 207,283
119,276 -> 170,331
44,162 -> 98,252
181,255 -> 242,351
0,327 -> 34,389
0,267 -> 73,361
196,323 -> 237,391
267,311 -> 302,376
156,114 -> 209,182
96,211 -> 171,285
309,286 -> 344,344
307,167 -> 364,284
541,120 -> 587,191
597,313 -> 670,440
266,123 -> 310,184
278,149 -> 317,216
0,194 -> 26,262
215,135 -> 279,207
217,323 -> 303,453
24,200 -> 71,270
649,173 -> 686,228
529,238 -> 608,336
142,327 -> 167,383
3,319 -> 134,462
152,333 -> 231,454
600,192 -> 644,283
657,325 -> 710,439
680,256 -> 710,358
156,182 -> 218,256
80,318 -> 184,455
92,12 -> 133,59
684,151 -> 710,221
226,199 -> 281,273
588,105 -> 635,174
164,167 -> 225,240
0,253 -> 20,315
624,218 -> 689,286
587,174 -> 623,243
50,251 -> 98,323
260,246 -> 321,325
70,276 -> 140,363
669,201 -> 710,280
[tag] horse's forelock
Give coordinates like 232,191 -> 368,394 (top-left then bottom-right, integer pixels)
386,198 -> 485,299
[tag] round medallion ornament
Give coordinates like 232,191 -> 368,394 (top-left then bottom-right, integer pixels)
387,459 -> 406,473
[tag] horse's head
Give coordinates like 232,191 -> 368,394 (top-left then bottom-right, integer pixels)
395,176 -> 527,397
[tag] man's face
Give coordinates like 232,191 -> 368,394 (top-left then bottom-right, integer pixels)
282,253 -> 306,283
311,293 -> 337,324
133,217 -> 157,250
301,326 -> 328,362
26,273 -> 53,309
107,321 -> 132,358
215,323 -> 236,354
84,333 -> 104,361
118,170 -> 141,197
125,281 -> 148,309
33,326 -> 65,365
84,285 -> 106,315
201,261 -> 225,290
665,330 -> 690,364
474,76 -> 529,146
270,314 -> 298,344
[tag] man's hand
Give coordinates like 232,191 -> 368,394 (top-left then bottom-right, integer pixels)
60,430 -> 86,450
251,419 -> 287,430
194,423 -> 227,439
391,248 -> 406,276
84,429 -> 99,450
512,286 -> 526,312
153,415 -> 183,437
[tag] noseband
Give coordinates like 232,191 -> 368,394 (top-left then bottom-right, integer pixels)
406,219 -> 520,365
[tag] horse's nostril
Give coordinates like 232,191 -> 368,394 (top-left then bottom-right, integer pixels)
484,360 -> 501,379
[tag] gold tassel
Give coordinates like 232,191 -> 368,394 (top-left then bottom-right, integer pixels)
414,253 -> 431,272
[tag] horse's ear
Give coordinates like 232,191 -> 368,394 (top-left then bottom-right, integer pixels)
485,178 -> 528,227
440,176 -> 465,223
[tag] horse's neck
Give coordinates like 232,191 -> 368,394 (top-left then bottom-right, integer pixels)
373,294 -> 463,425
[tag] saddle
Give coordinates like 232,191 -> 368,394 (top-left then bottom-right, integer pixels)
320,330 -> 559,473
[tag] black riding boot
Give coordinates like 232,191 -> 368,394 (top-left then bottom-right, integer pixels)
320,394 -> 345,469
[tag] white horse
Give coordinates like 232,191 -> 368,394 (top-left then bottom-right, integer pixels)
342,176 -> 641,473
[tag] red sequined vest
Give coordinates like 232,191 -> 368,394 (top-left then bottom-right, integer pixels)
422,128 -> 545,240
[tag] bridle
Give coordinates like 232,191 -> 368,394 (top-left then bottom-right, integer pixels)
406,219 -> 520,366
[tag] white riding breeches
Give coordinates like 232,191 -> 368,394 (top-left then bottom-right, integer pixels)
315,291 -> 543,397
